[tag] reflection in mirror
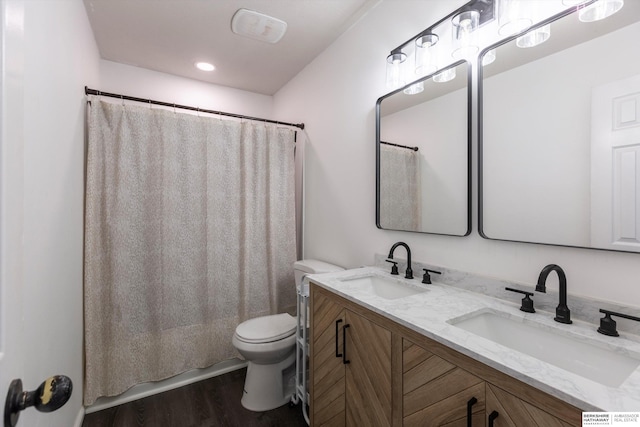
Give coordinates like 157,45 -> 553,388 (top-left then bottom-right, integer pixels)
377,61 -> 470,236
480,2 -> 640,252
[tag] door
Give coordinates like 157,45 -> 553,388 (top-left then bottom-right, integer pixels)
591,73 -> 640,251
1,0 -> 26,422
311,290 -> 346,426
344,310 -> 392,427
310,289 -> 392,427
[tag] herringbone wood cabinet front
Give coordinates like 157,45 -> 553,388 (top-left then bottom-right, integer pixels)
309,284 -> 583,427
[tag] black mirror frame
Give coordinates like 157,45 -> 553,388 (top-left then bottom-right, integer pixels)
376,60 -> 473,237
476,0 -> 638,253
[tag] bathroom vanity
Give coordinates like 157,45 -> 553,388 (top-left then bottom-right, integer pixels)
307,267 -> 640,426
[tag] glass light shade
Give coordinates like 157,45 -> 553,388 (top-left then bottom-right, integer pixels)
403,81 -> 424,95
578,0 -> 624,22
498,0 -> 533,36
415,32 -> 439,77
386,50 -> 407,90
451,10 -> 480,59
562,0 -> 585,4
433,68 -> 456,83
516,24 -> 551,48
482,49 -> 496,66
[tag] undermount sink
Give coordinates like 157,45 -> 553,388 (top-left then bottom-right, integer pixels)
340,274 -> 427,300
449,310 -> 640,388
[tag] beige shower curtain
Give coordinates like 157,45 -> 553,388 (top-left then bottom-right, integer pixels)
379,144 -> 421,230
84,97 -> 297,405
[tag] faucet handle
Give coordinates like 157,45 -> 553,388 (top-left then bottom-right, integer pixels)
385,259 -> 399,275
422,269 -> 441,284
597,309 -> 640,337
505,287 -> 535,313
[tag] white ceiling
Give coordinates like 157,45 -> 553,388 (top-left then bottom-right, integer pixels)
83,0 -> 380,95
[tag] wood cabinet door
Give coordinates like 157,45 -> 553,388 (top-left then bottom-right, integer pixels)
402,338 -> 486,426
345,310 -> 393,427
311,290 -> 346,426
486,384 -> 576,427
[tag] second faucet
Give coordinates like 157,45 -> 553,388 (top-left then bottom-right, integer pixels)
536,264 -> 572,324
387,242 -> 413,279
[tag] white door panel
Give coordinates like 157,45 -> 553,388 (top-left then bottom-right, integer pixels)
591,74 -> 640,250
1,0 -> 26,419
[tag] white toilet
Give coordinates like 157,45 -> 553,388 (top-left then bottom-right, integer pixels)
232,259 -> 344,412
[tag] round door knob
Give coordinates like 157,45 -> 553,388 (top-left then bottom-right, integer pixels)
4,375 -> 72,427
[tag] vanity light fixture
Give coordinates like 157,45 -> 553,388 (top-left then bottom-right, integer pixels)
433,67 -> 456,83
578,0 -> 624,22
415,31 -> 439,77
195,62 -> 215,71
451,7 -> 480,59
386,48 -> 407,90
498,0 -> 533,36
516,24 -> 551,48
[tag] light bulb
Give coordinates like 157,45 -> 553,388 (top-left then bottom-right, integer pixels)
386,50 -> 407,90
516,24 -> 551,48
578,0 -> 624,22
433,68 -> 456,83
498,0 -> 533,36
452,10 -> 480,59
482,49 -> 496,66
404,82 -> 424,95
415,32 -> 439,77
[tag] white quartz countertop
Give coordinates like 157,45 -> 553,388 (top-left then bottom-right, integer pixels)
305,266 -> 640,412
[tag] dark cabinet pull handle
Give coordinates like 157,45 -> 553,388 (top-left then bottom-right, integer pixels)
335,319 -> 343,358
342,324 -> 350,364
489,411 -> 499,426
466,397 -> 478,427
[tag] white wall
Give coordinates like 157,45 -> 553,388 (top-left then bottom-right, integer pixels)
9,0 -> 100,425
273,1 -> 640,308
98,60 -> 273,119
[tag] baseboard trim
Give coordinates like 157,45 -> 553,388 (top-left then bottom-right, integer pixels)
84,358 -> 247,414
74,407 -> 85,427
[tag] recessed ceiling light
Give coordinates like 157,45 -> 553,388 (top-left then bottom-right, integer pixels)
195,62 -> 215,71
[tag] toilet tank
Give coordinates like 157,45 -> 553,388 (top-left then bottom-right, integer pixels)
293,259 -> 344,292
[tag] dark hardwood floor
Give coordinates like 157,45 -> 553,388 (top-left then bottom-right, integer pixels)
82,368 -> 308,427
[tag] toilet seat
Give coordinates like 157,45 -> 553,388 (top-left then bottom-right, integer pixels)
235,313 -> 296,344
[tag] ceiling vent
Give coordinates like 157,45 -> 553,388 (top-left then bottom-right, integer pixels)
231,8 -> 287,44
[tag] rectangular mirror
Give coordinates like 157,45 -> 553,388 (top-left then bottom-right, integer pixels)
479,3 -> 640,252
376,61 -> 471,236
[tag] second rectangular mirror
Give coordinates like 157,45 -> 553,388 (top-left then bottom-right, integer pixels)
480,3 -> 640,252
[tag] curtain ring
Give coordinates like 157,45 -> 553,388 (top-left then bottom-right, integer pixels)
120,95 -> 124,108
148,99 -> 152,109
173,103 -> 176,114
197,107 -> 200,117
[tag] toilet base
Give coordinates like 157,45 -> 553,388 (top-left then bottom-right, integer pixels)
240,351 -> 296,412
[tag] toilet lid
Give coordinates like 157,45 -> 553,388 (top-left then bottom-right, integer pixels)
235,313 -> 297,343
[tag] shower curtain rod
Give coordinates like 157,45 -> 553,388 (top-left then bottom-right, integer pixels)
381,141 -> 418,151
84,86 -> 305,130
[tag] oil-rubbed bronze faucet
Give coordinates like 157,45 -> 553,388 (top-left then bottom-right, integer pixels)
536,264 -> 572,324
387,242 -> 413,279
